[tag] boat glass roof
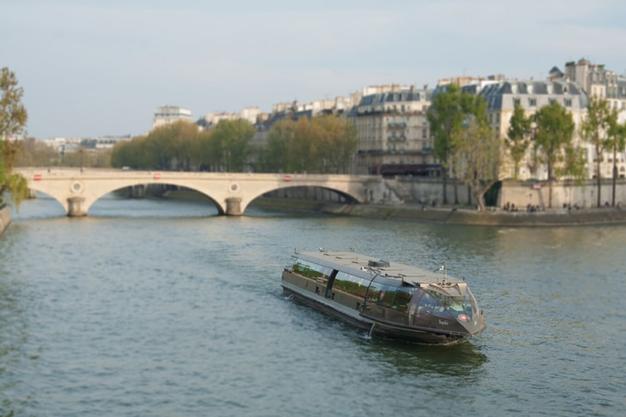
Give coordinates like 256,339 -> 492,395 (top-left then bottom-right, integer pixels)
293,250 -> 464,286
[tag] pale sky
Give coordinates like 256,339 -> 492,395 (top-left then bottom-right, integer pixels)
2,0 -> 625,138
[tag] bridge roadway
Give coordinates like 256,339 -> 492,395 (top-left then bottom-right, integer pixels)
16,168 -> 385,217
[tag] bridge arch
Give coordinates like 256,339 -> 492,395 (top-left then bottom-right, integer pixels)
84,180 -> 226,215
241,183 -> 362,214
24,186 -> 70,214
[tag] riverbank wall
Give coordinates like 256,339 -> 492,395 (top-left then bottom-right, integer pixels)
144,178 -> 626,226
0,205 -> 11,236
381,177 -> 626,208
498,179 -> 626,209
254,197 -> 626,226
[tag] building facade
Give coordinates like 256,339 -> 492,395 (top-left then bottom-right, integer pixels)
350,86 -> 437,176
562,58 -> 626,111
478,79 -> 626,181
152,105 -> 193,129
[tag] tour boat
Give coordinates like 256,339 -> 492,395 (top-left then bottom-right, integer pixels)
282,250 -> 485,344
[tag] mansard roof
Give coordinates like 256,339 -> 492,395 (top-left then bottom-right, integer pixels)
479,80 -> 588,110
359,89 -> 429,106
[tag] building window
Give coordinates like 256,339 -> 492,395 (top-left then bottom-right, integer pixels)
564,98 -> 572,107
513,98 -> 521,107
528,98 -> 537,107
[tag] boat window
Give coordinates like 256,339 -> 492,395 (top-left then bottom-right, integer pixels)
292,259 -> 332,282
413,289 -> 475,320
366,278 -> 416,312
332,271 -> 371,298
465,287 -> 479,318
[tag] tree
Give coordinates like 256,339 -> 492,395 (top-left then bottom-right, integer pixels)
195,129 -> 219,171
607,112 -> 626,206
263,119 -> 295,172
452,119 -> 500,211
211,119 -> 255,172
313,115 -> 357,173
557,145 -> 587,183
0,67 -> 29,207
262,115 -> 357,174
533,101 -> 575,208
427,85 -> 487,204
581,97 -> 612,207
111,121 -> 200,170
428,85 -> 464,204
506,103 -> 531,179
14,138 -> 59,166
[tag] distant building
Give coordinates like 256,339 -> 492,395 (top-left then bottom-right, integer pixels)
555,58 -> 626,112
349,86 -> 437,176
198,112 -> 238,128
197,107 -> 265,129
478,79 -> 625,180
80,135 -> 132,150
436,74 -> 505,97
269,94 -> 361,124
360,84 -> 412,96
153,105 -> 193,129
43,137 -> 73,152
239,107 -> 262,124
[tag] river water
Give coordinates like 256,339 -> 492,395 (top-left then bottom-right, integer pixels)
1,194 -> 625,417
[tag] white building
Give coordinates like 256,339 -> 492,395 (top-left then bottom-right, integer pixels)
152,105 -> 193,129
199,107 -> 264,129
239,107 -> 262,124
559,58 -> 626,112
478,79 -> 626,181
350,86 -> 436,176
270,94 -> 361,119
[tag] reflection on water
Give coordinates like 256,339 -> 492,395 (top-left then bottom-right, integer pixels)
358,337 -> 487,378
1,195 -> 625,417
0,259 -> 31,415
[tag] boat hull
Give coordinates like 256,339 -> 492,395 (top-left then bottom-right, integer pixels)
283,283 -> 467,345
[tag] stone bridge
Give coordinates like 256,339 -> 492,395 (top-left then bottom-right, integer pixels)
16,168 -> 389,216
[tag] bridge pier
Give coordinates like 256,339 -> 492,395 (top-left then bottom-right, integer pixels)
225,197 -> 242,216
67,197 -> 87,217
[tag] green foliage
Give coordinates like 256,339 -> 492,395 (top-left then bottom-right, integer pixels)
607,112 -> 626,156
427,85 -> 488,205
427,85 -> 465,167
506,103 -> 531,179
556,145 -> 587,184
0,68 -> 27,140
581,97 -> 612,206
0,67 -> 28,207
0,141 -> 5,206
581,97 -> 612,155
607,111 -> 626,206
452,119 -> 501,211
111,119 -> 255,172
262,115 -> 357,173
3,172 -> 28,207
532,101 -> 576,208
427,85 -> 488,167
211,119 -> 255,171
533,101 -> 576,178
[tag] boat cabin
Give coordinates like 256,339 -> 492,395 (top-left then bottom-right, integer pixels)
282,250 -> 485,343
